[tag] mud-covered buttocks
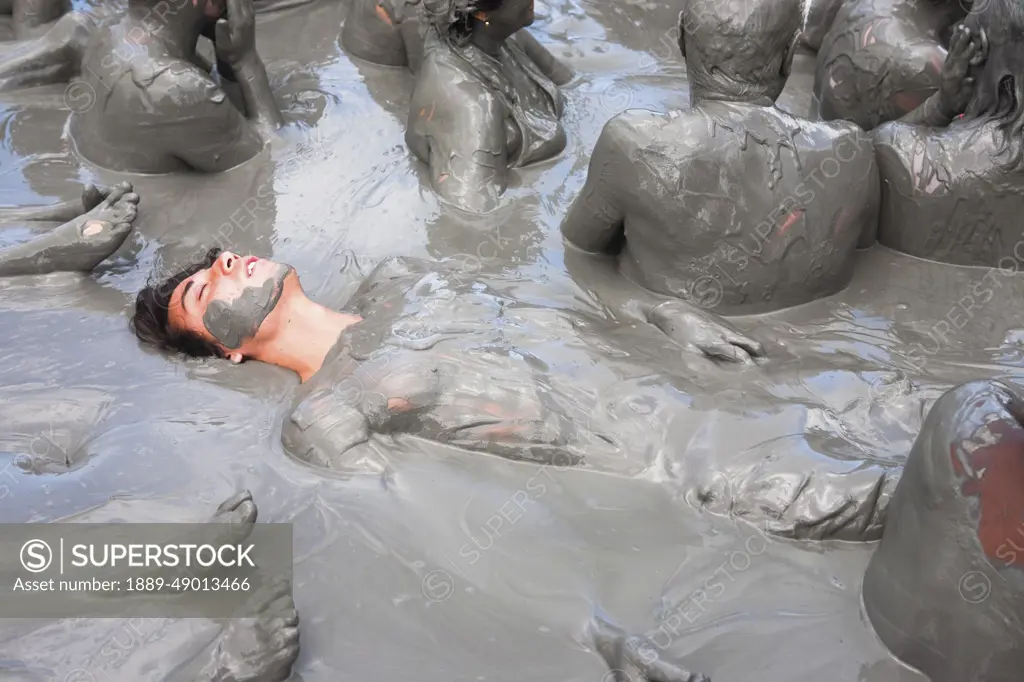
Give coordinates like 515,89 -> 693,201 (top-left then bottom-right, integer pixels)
814,0 -> 964,129
0,181 -> 138,277
195,577 -> 300,682
864,379 -> 1024,682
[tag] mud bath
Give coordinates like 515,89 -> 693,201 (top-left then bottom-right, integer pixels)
0,0 -> 1022,680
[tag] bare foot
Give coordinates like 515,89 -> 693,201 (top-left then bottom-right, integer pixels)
647,300 -> 764,364
206,489 -> 258,549
41,180 -> 137,271
203,577 -> 300,682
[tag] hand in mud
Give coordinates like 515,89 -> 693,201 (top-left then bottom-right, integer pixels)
214,0 -> 257,67
647,300 -> 764,364
938,24 -> 986,117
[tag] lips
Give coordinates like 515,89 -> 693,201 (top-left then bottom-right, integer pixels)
245,256 -> 259,277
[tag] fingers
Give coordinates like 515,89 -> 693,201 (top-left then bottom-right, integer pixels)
216,488 -> 254,513
970,27 -> 988,66
949,23 -> 967,57
103,181 -> 131,206
725,331 -> 765,358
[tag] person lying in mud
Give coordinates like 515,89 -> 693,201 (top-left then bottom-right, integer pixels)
405,0 -> 567,213
0,181 -> 138,276
130,249 -> 914,545
814,0 -> 970,130
560,0 -> 880,315
341,0 -> 572,81
0,490 -> 301,682
132,250 -> 726,678
874,7 -> 1024,267
66,0 -> 283,173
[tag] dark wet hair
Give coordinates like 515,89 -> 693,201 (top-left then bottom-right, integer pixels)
678,0 -> 801,99
428,0 -> 505,42
130,247 -> 224,359
962,0 -> 1024,172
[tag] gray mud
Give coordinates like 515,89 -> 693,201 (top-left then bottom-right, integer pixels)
0,0 -> 1021,680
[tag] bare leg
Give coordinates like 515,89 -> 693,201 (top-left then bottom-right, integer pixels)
0,9 -> 89,91
0,181 -> 138,276
0,183 -> 111,224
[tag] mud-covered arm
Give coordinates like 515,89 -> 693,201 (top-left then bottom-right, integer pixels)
899,24 -> 984,127
560,117 -> 629,254
897,93 -> 957,127
512,29 -> 573,86
407,69 -> 508,213
214,0 -> 284,137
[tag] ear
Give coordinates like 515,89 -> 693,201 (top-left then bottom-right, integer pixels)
781,31 -> 800,79
227,352 -> 244,364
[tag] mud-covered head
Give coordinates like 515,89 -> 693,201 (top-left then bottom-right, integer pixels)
131,248 -> 297,364
678,0 -> 802,104
961,0 -> 1024,171
425,0 -> 534,44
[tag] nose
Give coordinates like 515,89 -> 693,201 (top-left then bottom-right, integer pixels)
217,251 -> 239,276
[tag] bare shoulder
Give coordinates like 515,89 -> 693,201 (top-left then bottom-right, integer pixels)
130,58 -> 230,114
870,119 -> 911,150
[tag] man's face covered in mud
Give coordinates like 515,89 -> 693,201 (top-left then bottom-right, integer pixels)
168,251 -> 294,356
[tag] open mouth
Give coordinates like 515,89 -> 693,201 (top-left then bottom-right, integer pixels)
245,256 -> 259,277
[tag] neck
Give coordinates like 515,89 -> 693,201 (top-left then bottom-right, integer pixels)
252,296 -> 361,382
470,20 -> 516,57
690,85 -> 776,107
127,4 -> 207,57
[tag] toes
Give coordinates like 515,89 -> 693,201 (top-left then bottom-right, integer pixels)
103,183 -> 128,206
120,192 -> 140,206
216,489 -> 254,513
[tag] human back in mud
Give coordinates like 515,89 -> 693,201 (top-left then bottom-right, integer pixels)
69,0 -> 282,173
561,0 -> 880,314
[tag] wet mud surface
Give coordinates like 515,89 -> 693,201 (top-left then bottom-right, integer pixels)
0,0 -> 1022,680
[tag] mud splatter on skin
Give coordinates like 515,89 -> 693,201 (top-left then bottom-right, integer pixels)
203,265 -> 293,349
